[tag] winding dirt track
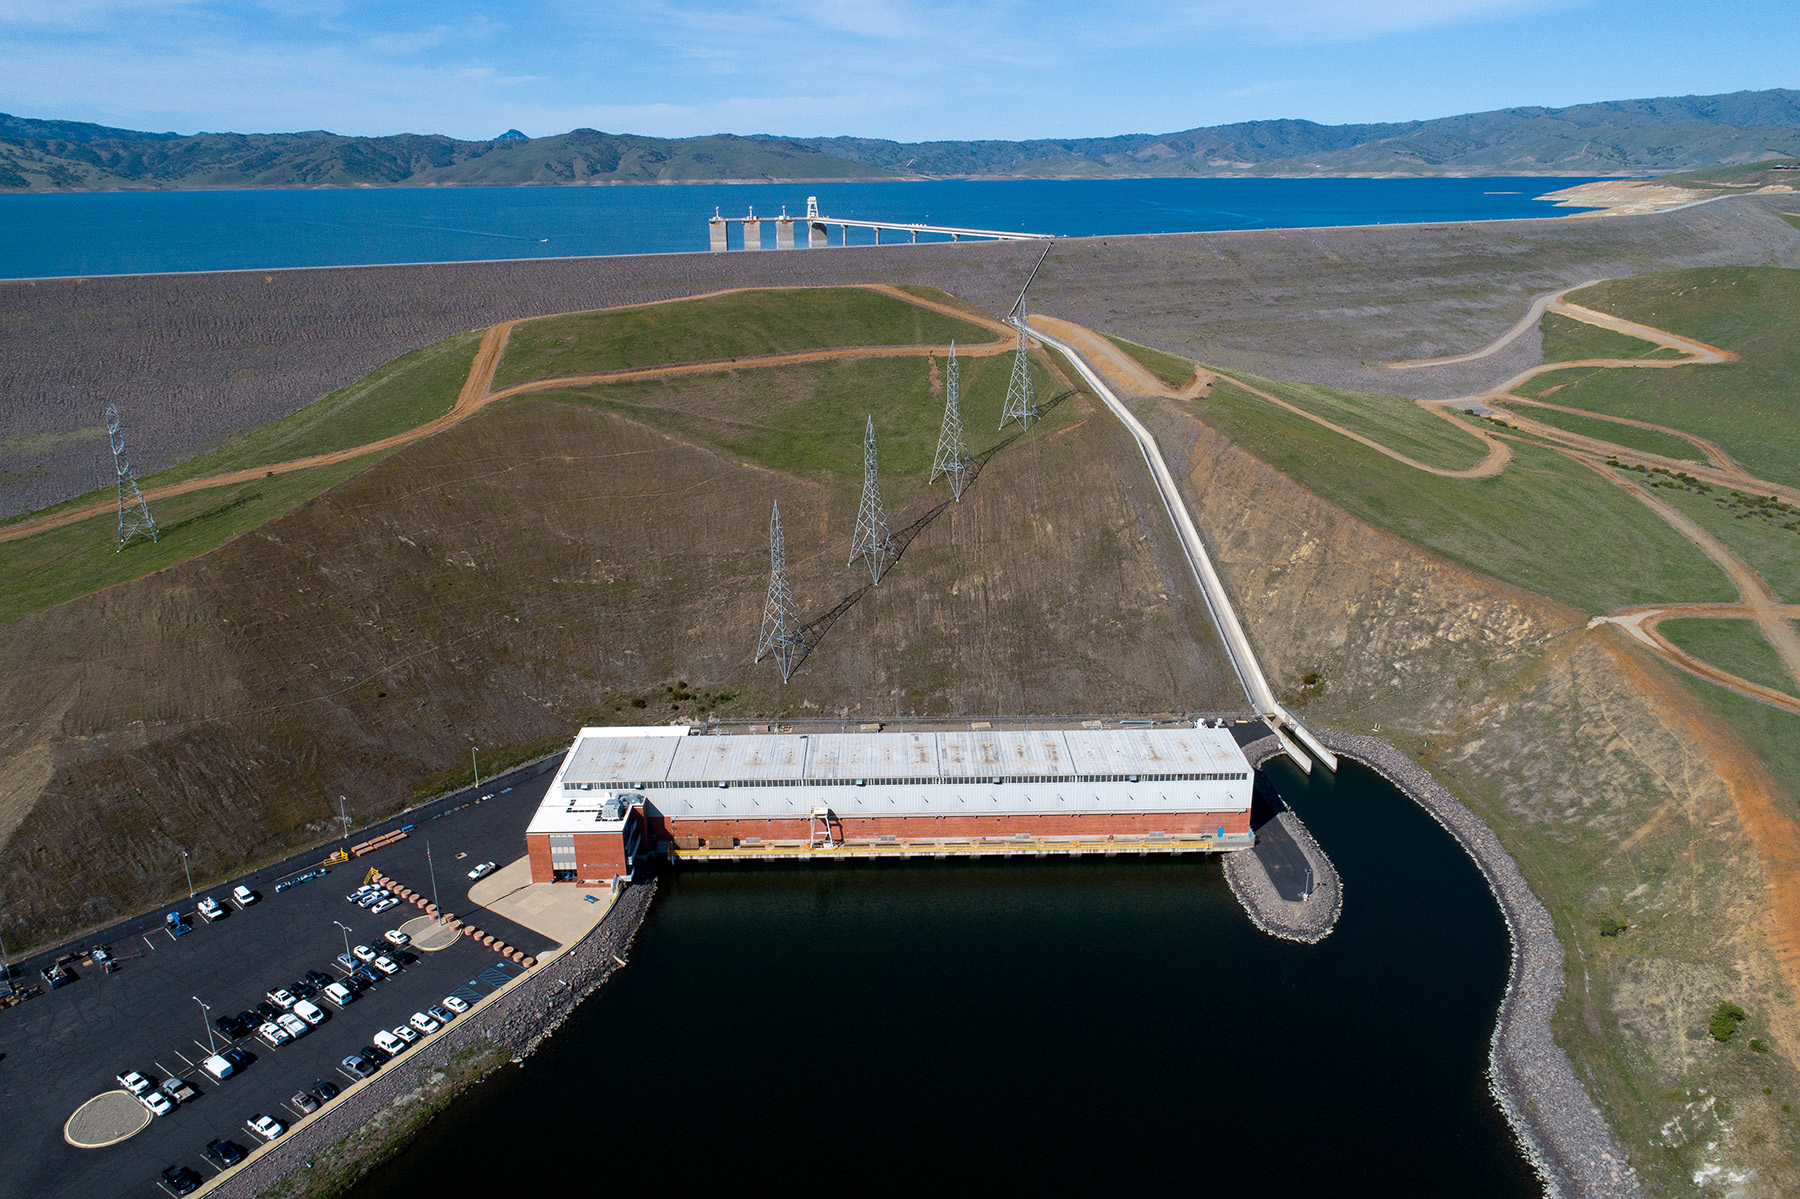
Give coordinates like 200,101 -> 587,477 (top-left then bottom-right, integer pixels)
0,285 -> 1011,547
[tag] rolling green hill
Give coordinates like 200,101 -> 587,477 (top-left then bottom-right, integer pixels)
6,88 -> 1800,191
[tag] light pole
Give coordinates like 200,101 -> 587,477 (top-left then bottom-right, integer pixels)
194,995 -> 216,1054
180,850 -> 194,900
333,920 -> 353,961
426,841 -> 443,925
338,795 -> 351,843
471,747 -> 481,795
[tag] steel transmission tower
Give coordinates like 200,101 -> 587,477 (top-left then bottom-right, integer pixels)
848,415 -> 893,582
104,404 -> 159,551
929,341 -> 970,499
999,308 -> 1038,431
755,501 -> 803,682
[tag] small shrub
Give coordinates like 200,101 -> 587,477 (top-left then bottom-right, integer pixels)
1599,918 -> 1628,938
1751,1039 -> 1769,1053
1710,1001 -> 1748,1042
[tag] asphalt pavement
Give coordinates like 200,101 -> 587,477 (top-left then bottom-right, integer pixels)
0,757 -> 563,1199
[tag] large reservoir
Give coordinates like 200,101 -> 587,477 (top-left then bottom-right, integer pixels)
0,176 -> 1602,279
354,759 -> 1539,1195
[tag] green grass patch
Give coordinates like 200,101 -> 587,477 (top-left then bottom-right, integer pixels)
1512,367 -> 1599,399
1103,334 -> 1196,388
537,349 -> 1064,483
0,455 -> 389,624
1652,483 -> 1800,603
1539,310 -> 1666,362
1778,213 -> 1800,232
1659,618 -> 1798,697
151,330 -> 482,486
493,288 -> 992,389
1554,268 -> 1800,487
1679,668 -> 1800,820
1515,405 -> 1704,461
1219,370 -> 1491,474
1188,378 -> 1735,613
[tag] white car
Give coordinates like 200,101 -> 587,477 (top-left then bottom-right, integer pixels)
258,1020 -> 291,1047
231,885 -> 257,909
139,1089 -> 174,1116
383,929 -> 411,948
390,1024 -> 419,1045
441,995 -> 470,1014
372,955 -> 400,976
370,897 -> 399,915
116,1070 -> 154,1096
266,988 -> 296,1010
293,999 -> 327,1026
246,1114 -> 285,1142
196,896 -> 225,922
277,1012 -> 309,1039
466,861 -> 496,880
408,1011 -> 440,1034
200,1054 -> 235,1081
352,944 -> 378,964
371,1029 -> 406,1055
321,982 -> 355,1007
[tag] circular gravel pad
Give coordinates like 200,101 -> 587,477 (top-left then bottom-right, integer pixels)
64,1090 -> 150,1148
400,914 -> 460,951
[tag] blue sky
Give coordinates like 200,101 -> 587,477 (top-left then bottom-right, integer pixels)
2,1 -> 1795,141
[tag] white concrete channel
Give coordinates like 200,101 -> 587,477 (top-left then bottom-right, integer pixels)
1027,319 -> 1337,774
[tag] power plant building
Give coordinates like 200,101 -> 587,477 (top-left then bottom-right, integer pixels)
526,724 -> 1254,885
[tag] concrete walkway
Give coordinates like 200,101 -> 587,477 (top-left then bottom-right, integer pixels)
466,857 -> 614,950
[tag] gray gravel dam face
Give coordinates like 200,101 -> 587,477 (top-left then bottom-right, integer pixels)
353,760 -> 1535,1196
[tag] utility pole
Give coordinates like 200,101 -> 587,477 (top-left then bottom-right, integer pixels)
194,995 -> 217,1054
0,929 -> 13,998
849,415 -> 893,582
929,342 -> 969,500
180,850 -> 194,900
105,403 -> 159,551
426,842 -> 443,924
333,920 -> 353,960
755,501 -> 803,683
472,747 -> 481,795
338,795 -> 351,843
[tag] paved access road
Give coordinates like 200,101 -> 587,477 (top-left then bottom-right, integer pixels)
0,759 -> 562,1199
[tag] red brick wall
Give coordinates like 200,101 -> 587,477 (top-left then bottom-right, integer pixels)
644,809 -> 1247,844
526,834 -> 555,884
573,830 -> 628,881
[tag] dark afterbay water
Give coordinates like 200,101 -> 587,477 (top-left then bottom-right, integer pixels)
0,176 -> 1604,280
353,759 -> 1537,1197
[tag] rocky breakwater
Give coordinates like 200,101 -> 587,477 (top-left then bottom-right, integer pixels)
1228,735 -> 1342,943
209,880 -> 657,1199
1318,732 -> 1643,1199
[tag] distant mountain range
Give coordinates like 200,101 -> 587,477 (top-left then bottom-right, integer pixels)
4,89 -> 1799,191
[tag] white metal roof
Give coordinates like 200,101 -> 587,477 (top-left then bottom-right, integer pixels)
529,724 -> 1252,834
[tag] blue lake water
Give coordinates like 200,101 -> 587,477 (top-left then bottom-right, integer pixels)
0,177 -> 1604,280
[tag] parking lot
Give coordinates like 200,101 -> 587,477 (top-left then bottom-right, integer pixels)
0,758 -> 563,1199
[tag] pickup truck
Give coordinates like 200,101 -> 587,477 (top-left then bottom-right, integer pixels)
196,896 -> 225,922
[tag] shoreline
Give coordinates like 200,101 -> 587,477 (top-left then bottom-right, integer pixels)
1305,731 -> 1644,1199
207,879 -> 658,1199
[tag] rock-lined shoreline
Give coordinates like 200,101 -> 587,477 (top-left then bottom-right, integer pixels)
1306,732 -> 1643,1199
1223,809 -> 1343,943
211,880 -> 658,1199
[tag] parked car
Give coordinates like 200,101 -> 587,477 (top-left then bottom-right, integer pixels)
441,995 -> 470,1014
336,952 -> 357,971
428,1004 -> 454,1025
408,1011 -> 440,1034
321,982 -> 355,1007
245,1114 -> 285,1142
254,1000 -> 282,1022
116,1070 -> 154,1096
257,1021 -> 291,1048
293,1000 -> 326,1026
351,944 -> 378,964
138,1088 -> 173,1116
214,1013 -> 249,1039
276,1012 -> 309,1039
304,970 -> 335,989
390,1024 -> 419,1045
372,955 -> 400,976
371,1029 -> 406,1055
196,896 -> 225,922
290,980 -> 316,1000
223,1047 -> 253,1071
370,897 -> 399,915
161,1165 -> 202,1195
467,861 -> 496,880
161,1077 -> 197,1104
234,1009 -> 259,1031
341,1054 -> 375,1078
206,1139 -> 246,1167
359,1042 -> 390,1066
266,988 -> 296,1010
312,1078 -> 341,1101
346,884 -> 372,902
383,929 -> 411,948
351,964 -> 380,986
231,885 -> 258,908
200,1054 -> 236,1082
291,1090 -> 320,1114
